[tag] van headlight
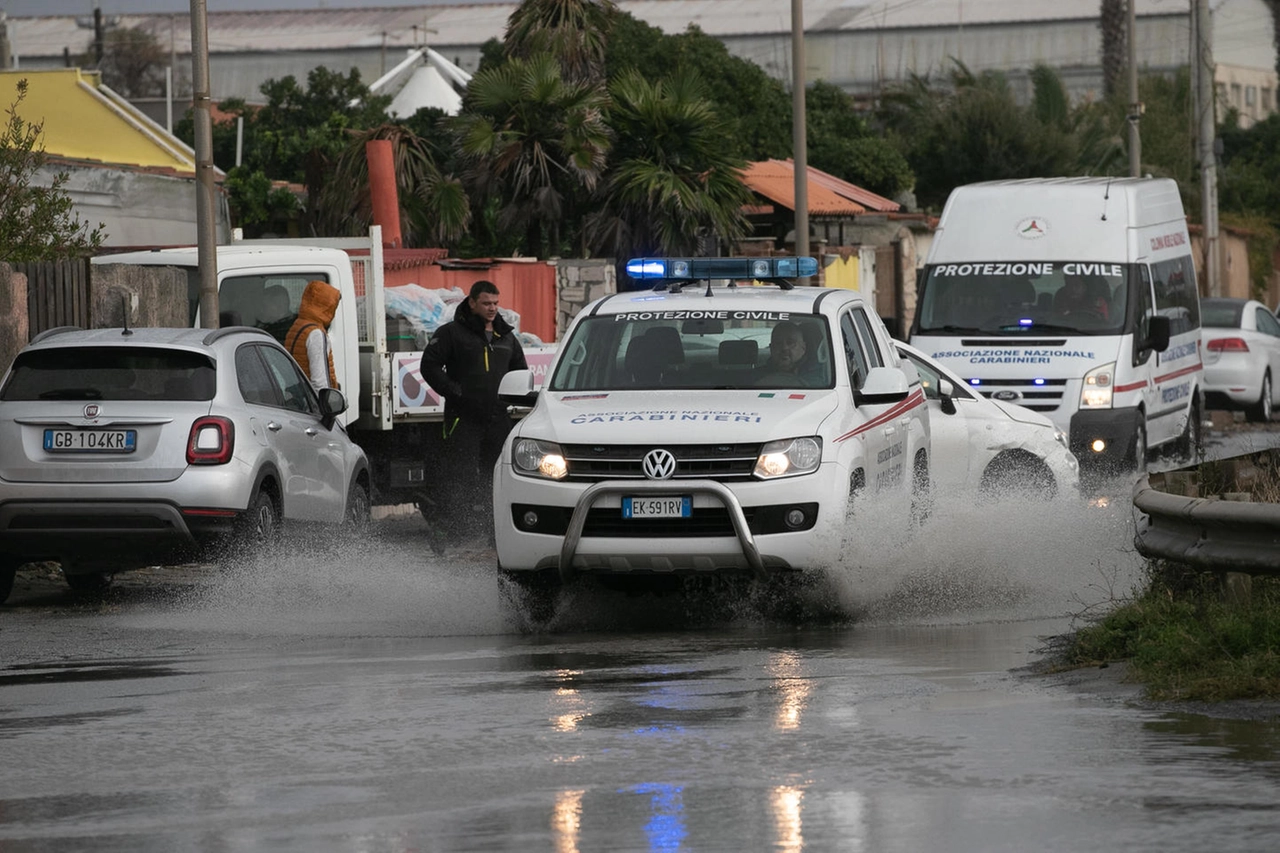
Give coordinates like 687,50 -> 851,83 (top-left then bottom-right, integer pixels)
754,437 -> 823,479
1080,362 -> 1115,409
512,438 -> 568,480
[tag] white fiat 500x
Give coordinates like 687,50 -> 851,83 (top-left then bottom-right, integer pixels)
0,326 -> 371,602
493,257 -> 931,599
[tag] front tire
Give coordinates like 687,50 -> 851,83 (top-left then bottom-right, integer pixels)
1132,423 -> 1148,474
1247,372 -> 1273,423
980,451 -> 1056,500
501,570 -> 559,625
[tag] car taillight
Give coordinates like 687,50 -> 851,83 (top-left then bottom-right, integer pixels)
187,416 -> 234,465
1206,337 -> 1249,352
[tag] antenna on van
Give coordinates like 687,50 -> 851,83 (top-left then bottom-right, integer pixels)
1100,177 -> 1113,221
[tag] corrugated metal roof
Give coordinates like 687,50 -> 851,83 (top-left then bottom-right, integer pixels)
741,159 -> 900,217
7,1 -> 1194,58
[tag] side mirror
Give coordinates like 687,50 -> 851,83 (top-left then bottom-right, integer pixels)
855,366 -> 910,406
938,377 -> 957,416
498,369 -> 539,406
318,387 -> 348,428
1144,315 -> 1171,353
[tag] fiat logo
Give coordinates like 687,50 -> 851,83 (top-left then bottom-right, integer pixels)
642,449 -> 677,480
992,390 -> 1021,402
83,404 -> 100,419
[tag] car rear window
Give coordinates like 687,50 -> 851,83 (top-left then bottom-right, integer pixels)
1199,299 -> 1244,328
0,347 -> 216,401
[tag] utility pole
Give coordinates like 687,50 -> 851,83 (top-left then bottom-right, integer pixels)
1127,0 -> 1141,177
190,0 -> 219,328
1195,0 -> 1221,296
791,0 -> 809,276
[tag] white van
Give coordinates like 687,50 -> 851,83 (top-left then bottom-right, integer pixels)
909,178 -> 1202,481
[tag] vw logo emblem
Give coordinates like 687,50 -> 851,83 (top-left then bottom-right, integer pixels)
83,404 -> 100,419
992,390 -> 1021,402
642,449 -> 677,480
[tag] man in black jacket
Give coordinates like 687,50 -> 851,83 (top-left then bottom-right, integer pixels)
420,280 -> 528,550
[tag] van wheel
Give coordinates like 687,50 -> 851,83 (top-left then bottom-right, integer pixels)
1247,372 -> 1272,423
1132,423 -> 1148,474
1173,395 -> 1203,462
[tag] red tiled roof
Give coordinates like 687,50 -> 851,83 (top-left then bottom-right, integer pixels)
740,159 -> 901,216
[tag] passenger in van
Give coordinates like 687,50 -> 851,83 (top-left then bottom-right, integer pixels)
259,285 -> 295,343
1054,275 -> 1110,320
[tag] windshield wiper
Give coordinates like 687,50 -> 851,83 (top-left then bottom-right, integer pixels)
922,324 -> 984,334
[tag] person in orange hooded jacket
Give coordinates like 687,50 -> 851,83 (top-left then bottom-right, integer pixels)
285,280 -> 340,390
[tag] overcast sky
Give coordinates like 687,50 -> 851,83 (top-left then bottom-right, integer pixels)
2,0 -> 507,16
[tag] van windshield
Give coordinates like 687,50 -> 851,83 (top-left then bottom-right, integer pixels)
915,261 -> 1131,336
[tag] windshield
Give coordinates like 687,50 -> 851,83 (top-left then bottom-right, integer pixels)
915,261 -> 1132,336
548,312 -> 835,391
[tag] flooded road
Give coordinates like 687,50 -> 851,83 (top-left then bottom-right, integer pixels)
2,429 -> 1279,851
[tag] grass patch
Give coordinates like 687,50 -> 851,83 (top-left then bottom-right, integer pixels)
1060,564 -> 1280,701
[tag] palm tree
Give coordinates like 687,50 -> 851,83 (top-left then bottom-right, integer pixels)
1100,0 -> 1127,99
584,69 -> 752,262
457,53 -> 611,256
504,0 -> 618,84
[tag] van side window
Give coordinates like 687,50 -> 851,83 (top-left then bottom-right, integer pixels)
1149,255 -> 1200,336
841,313 -> 873,390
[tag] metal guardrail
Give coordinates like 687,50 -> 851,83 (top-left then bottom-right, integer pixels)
1132,468 -> 1280,573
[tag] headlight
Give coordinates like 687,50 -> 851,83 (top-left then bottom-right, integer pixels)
753,437 -> 823,479
1080,362 -> 1115,409
512,438 -> 568,480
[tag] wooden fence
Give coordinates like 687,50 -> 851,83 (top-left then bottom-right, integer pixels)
12,258 -> 91,337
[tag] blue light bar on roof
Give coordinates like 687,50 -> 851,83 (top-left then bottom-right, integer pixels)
625,257 -> 818,282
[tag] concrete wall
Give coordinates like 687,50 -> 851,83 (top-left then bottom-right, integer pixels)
90,264 -> 189,328
0,263 -> 29,377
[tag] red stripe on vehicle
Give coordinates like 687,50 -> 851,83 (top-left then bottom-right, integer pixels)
834,389 -> 926,442
1154,362 -> 1203,384
1114,380 -> 1147,393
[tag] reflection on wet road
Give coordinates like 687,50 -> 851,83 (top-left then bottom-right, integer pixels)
1,433 -> 1279,851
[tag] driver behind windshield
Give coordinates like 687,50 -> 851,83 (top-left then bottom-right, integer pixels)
1054,274 -> 1110,319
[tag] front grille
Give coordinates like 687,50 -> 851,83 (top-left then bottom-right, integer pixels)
967,378 -> 1069,413
561,443 -> 761,482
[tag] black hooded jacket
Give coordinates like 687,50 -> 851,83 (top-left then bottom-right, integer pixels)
420,298 -> 528,424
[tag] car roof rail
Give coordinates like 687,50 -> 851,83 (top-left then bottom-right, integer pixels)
625,257 -> 818,293
202,326 -> 275,346
29,326 -> 83,344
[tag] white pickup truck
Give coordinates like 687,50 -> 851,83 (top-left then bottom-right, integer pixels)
94,227 -> 556,509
